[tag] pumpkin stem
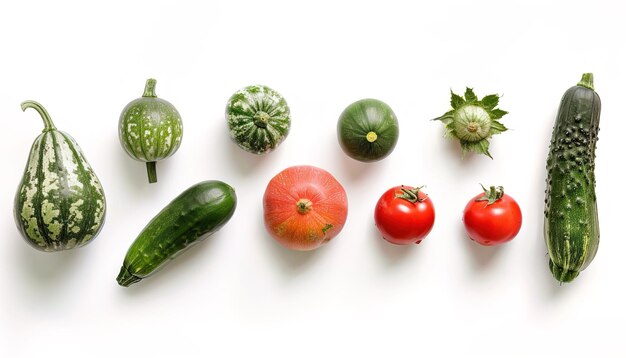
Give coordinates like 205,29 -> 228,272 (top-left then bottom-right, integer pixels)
21,100 -> 57,132
146,162 -> 158,183
577,73 -> 594,91
142,78 -> 158,98
296,198 -> 312,214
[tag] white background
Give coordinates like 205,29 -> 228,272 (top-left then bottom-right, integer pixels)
1,1 -> 624,357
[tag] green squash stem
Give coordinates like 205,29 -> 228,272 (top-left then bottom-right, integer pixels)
143,78 -> 158,98
577,73 -> 594,91
117,265 -> 142,287
146,162 -> 158,183
21,100 -> 57,132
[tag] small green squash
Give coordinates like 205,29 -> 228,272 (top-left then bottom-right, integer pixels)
226,84 -> 291,154
337,98 -> 399,162
14,101 -> 107,252
119,78 -> 183,183
117,180 -> 237,287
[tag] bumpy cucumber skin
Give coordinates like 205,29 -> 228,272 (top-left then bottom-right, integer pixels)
544,76 -> 600,283
337,98 -> 399,162
117,181 -> 237,287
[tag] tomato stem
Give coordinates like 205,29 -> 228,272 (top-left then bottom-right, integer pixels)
395,186 -> 425,203
475,184 -> 504,205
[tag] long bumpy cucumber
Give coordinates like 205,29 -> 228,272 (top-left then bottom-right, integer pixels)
117,180 -> 236,287
14,101 -> 106,252
544,73 -> 601,283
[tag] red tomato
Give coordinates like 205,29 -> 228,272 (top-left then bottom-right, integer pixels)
263,165 -> 348,251
374,185 -> 435,245
462,185 -> 522,246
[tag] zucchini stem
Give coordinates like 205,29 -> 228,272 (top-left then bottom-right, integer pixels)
146,162 -> 158,183
117,265 -> 142,287
21,100 -> 57,132
577,73 -> 594,91
143,78 -> 158,98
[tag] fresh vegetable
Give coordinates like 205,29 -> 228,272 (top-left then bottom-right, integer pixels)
263,165 -> 348,251
14,101 -> 106,252
337,98 -> 399,162
544,73 -> 601,283
433,88 -> 508,158
117,180 -> 236,287
119,78 -> 183,183
463,185 -> 522,246
226,85 -> 291,154
374,185 -> 435,245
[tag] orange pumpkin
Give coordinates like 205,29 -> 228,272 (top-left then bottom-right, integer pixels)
263,165 -> 348,251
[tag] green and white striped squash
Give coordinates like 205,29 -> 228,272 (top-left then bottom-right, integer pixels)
14,101 -> 107,252
119,78 -> 183,183
226,84 -> 291,154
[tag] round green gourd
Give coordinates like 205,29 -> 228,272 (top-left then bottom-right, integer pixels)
226,84 -> 291,154
14,101 -> 107,252
337,98 -> 399,162
119,79 -> 183,183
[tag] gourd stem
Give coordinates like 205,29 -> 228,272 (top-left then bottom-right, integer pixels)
21,100 -> 57,131
577,73 -> 594,91
143,78 -> 158,98
146,162 -> 158,183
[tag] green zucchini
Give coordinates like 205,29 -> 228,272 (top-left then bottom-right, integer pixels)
117,180 -> 237,287
544,73 -> 601,283
119,78 -> 183,183
337,98 -> 399,162
14,101 -> 106,252
226,84 -> 291,154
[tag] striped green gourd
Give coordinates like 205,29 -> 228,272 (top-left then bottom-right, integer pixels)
544,73 -> 601,283
226,84 -> 291,154
119,78 -> 183,183
14,101 -> 107,252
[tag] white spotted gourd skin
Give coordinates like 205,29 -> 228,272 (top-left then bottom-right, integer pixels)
118,98 -> 183,162
226,85 -> 291,154
14,130 -> 107,252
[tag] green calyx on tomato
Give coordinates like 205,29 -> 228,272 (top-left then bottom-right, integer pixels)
475,184 -> 504,205
395,186 -> 426,203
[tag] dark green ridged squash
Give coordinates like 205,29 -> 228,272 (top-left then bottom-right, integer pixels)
117,180 -> 237,287
226,84 -> 291,154
14,101 -> 106,252
544,73 -> 601,283
119,78 -> 183,183
337,98 -> 399,162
